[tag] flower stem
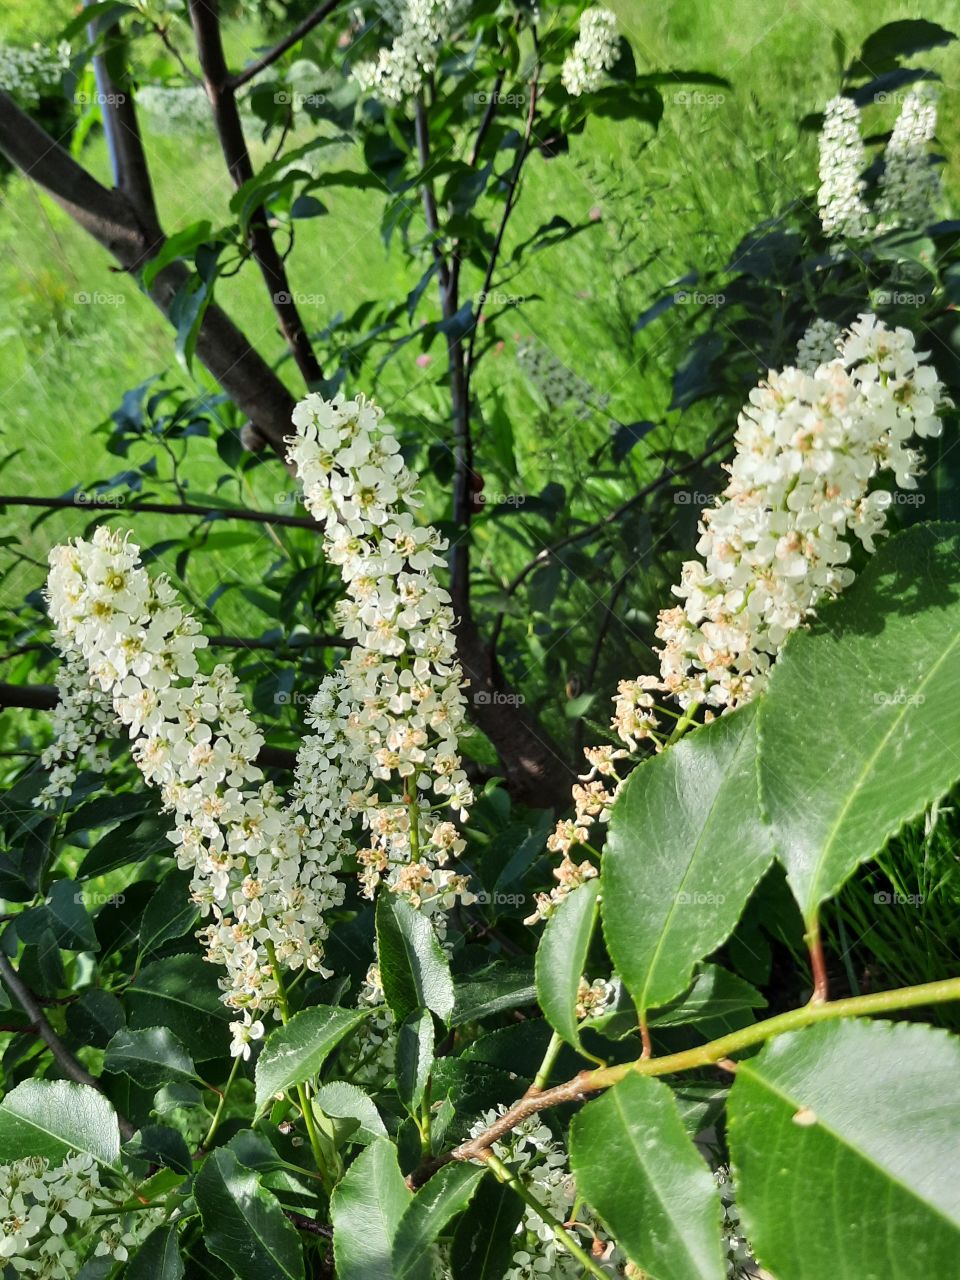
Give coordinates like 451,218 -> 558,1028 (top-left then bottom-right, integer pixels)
666,700 -> 700,746
482,1151 -> 611,1280
202,1054 -> 241,1150
265,940 -> 333,1193
532,1030 -> 564,1092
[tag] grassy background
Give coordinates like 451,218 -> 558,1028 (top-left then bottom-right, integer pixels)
1,0 -> 958,631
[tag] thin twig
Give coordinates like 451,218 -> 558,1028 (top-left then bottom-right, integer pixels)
0,493 -> 318,531
230,0 -> 341,89
0,954 -> 136,1140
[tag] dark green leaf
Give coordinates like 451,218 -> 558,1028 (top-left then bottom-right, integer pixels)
313,1082 -> 387,1145
449,1172 -> 524,1280
126,1224 -> 185,1280
104,1026 -> 199,1089
331,1137 -> 411,1280
195,1148 -> 305,1280
127,954 -> 232,1060
254,1005 -> 369,1113
396,1009 -> 434,1117
728,1019 -> 960,1279
570,1073 -> 725,1279
603,702 -> 773,1020
376,895 -> 455,1024
393,1163 -> 485,1280
123,1124 -> 193,1174
66,989 -> 125,1049
535,878 -> 600,1053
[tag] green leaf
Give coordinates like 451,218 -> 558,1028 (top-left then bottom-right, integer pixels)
535,878 -> 600,1053
254,1005 -> 369,1113
570,1073 -> 725,1280
127,954 -> 232,1059
449,1172 -> 525,1280
0,1081 -> 120,1166
396,1009 -> 434,1117
313,1082 -> 387,1146
18,880 -> 97,951
602,702 -> 773,1019
139,870 -> 199,956
66,988 -> 125,1048
142,220 -> 214,289
331,1137 -> 411,1280
393,1163 -> 485,1280
758,524 -> 960,924
195,1148 -> 305,1280
78,813 -> 170,878
728,1019 -> 960,1279
125,1224 -> 185,1280
649,965 -> 767,1030
451,960 -> 536,1027
123,1123 -> 192,1174
104,1026 -> 199,1089
376,894 -> 455,1024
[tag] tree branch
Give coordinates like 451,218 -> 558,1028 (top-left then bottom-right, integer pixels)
0,92 -> 297,456
188,0 -> 323,387
450,974 -> 960,1166
0,953 -> 136,1140
0,684 -> 298,771
230,0 -> 341,90
0,493 -> 318,530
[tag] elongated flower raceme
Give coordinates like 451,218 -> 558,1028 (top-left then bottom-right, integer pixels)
34,638 -> 118,809
817,95 -> 870,240
44,528 -> 344,1058
877,89 -> 941,229
353,0 -> 466,104
561,7 -> 620,97
795,317 -> 841,373
529,315 -> 948,922
287,392 -> 475,918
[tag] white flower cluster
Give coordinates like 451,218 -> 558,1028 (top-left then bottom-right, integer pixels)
136,85 -> 212,136
818,90 -> 940,239
0,1153 -> 163,1277
353,0 -> 466,104
287,392 -> 475,916
877,89 -> 941,229
0,42 -> 70,107
795,317 -> 841,373
654,314 -> 946,711
817,95 -> 870,239
561,8 -> 621,97
44,528 -> 344,1052
533,315 -> 947,920
455,1112 -> 630,1278
34,639 -> 119,810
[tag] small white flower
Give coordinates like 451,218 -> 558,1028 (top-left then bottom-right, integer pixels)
561,8 -> 620,97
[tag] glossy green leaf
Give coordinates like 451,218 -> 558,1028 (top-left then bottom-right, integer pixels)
127,954 -> 232,1059
123,1123 -> 192,1174
396,1009 -> 434,1117
0,1081 -> 120,1166
66,989 -> 125,1048
18,879 -> 97,951
535,878 -> 600,1053
104,1026 -> 199,1089
570,1073 -> 725,1280
728,1019 -> 960,1279
376,894 -> 455,1024
195,1148 -> 305,1280
331,1137 -> 411,1280
125,1225 -> 184,1280
449,1172 -> 525,1280
313,1082 -> 387,1146
393,1163 -> 485,1280
254,1005 -> 369,1113
602,702 -> 773,1019
139,870 -> 199,956
758,524 -> 960,924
